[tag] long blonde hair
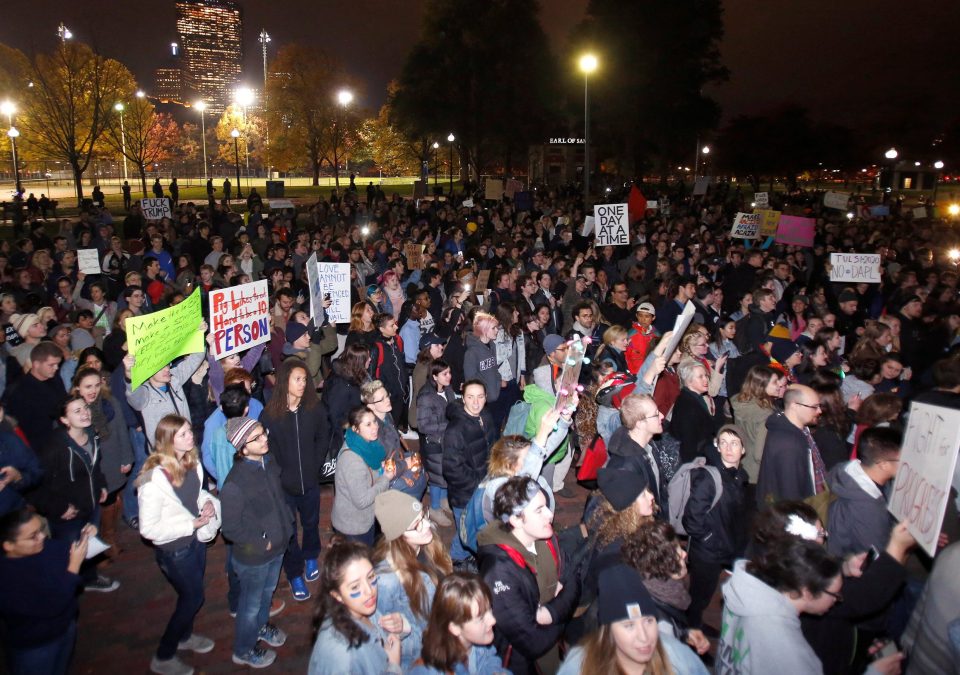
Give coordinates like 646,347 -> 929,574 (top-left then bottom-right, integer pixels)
137,414 -> 198,487
579,623 -> 671,675
372,528 -> 452,621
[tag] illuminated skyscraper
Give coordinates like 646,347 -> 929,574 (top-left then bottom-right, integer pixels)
175,0 -> 243,113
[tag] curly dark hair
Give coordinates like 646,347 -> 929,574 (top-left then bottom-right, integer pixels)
312,538 -> 374,648
620,520 -> 684,580
748,537 -> 841,597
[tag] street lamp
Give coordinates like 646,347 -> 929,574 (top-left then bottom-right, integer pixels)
694,144 -> 710,179
195,100 -> 208,181
447,133 -> 456,196
883,148 -> 898,194
333,89 -> 353,189
114,102 -> 128,182
7,127 -> 21,194
578,53 -> 598,202
234,87 -> 255,187
0,100 -> 14,127
57,22 -> 72,43
259,30 -> 271,175
934,160 -> 945,205
231,129 -> 243,199
432,142 -> 439,186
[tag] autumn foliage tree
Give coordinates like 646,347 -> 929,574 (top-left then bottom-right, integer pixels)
103,95 -> 181,197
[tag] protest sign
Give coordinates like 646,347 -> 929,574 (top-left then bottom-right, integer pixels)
404,242 -> 425,270
869,205 -> 890,217
829,253 -> 881,283
581,215 -> 595,237
505,179 -> 522,199
474,269 -> 491,295
730,212 -> 761,239
484,179 -> 503,201
754,192 -> 769,208
306,253 -> 323,320
659,301 -> 695,364
514,191 -> 533,212
693,176 -> 711,196
823,191 -> 850,210
646,200 -> 658,210
140,197 -> 172,221
594,203 -> 629,246
78,249 -> 101,275
208,280 -> 270,360
888,402 -> 960,556
268,199 -> 295,211
756,209 -> 781,238
126,288 -> 203,389
775,215 -> 815,247
462,198 -> 474,208
912,206 -> 928,219
311,262 -> 351,324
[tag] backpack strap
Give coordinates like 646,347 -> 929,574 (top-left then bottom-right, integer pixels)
705,465 -> 723,510
497,544 -> 530,571
374,341 -> 385,379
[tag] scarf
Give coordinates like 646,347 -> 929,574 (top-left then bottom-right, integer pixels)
89,396 -> 113,441
643,576 -> 691,611
344,428 -> 386,471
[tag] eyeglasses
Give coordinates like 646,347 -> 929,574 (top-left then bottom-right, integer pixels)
643,412 -> 662,420
796,402 -> 822,410
822,589 -> 843,603
408,514 -> 431,532
368,397 -> 388,405
247,428 -> 270,444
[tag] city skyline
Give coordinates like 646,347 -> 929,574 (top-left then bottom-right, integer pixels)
175,0 -> 243,113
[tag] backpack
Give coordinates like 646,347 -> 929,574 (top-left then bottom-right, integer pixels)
460,483 -> 488,556
667,457 -> 723,536
804,484 -> 838,528
733,314 -> 752,354
502,399 -> 532,437
576,434 -> 607,487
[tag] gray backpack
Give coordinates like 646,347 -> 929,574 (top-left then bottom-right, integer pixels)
667,457 -> 722,535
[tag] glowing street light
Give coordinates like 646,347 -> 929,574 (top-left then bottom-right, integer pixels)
114,102 -> 128,182
337,89 -> 354,107
57,22 -> 72,43
231,129 -> 243,199
0,100 -> 14,126
136,90 -> 145,99
332,89 -> 354,189
934,160 -> 945,170
578,53 -> 598,201
432,141 -> 440,186
948,204 -> 960,217
7,127 -> 21,194
702,146 -> 711,154
695,144 -> 711,177
884,148 -> 898,160
195,100 -> 208,182
447,133 -> 456,196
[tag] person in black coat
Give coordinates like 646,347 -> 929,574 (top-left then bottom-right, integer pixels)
368,314 -> 410,429
442,381 -> 499,563
682,424 -> 748,629
322,346 -> 368,452
670,360 -> 725,463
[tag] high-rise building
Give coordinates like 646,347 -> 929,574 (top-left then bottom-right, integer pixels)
175,0 -> 243,113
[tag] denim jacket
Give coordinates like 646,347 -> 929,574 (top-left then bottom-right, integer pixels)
374,563 -> 436,671
308,613 -> 403,675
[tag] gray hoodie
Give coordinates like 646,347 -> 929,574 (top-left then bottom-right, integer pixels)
826,460 -> 892,557
718,560 -> 823,675
463,333 -> 501,402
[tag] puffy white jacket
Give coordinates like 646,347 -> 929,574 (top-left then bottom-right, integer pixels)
138,463 -> 221,546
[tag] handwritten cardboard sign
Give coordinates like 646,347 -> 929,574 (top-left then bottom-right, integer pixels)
829,253 -> 881,283
78,248 -> 101,275
208,280 -> 270,360
140,197 -> 172,221
888,402 -> 960,556
484,179 -> 503,201
823,191 -> 850,210
581,215 -> 595,237
775,215 -> 815,247
693,176 -> 711,196
756,209 -> 781,238
912,206 -> 928,220
126,288 -> 204,389
404,243 -> 425,271
730,212 -> 761,239
312,262 -> 351,324
594,203 -> 629,246
474,269 -> 491,295
754,192 -> 769,208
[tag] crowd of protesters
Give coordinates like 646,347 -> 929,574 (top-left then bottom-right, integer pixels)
0,175 -> 958,675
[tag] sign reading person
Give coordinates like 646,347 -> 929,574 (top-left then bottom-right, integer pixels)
829,253 -> 881,283
888,402 -> 960,556
730,212 -> 761,239
140,197 -> 172,221
404,243 -> 425,271
126,287 -> 204,389
208,280 -> 270,359
594,203 -> 629,246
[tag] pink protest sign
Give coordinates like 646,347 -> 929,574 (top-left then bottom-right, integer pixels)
775,215 -> 815,247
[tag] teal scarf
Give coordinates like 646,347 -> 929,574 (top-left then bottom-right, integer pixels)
345,428 -> 386,471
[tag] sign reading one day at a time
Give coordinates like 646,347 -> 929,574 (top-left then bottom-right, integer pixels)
829,253 -> 881,283
140,197 -> 172,221
594,203 -> 629,246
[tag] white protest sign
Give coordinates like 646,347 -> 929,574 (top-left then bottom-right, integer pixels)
140,197 -> 171,221
594,203 -> 629,246
581,215 -> 595,237
829,253 -> 881,283
823,191 -> 850,210
730,212 -> 761,239
646,200 -> 658,210
208,280 -> 270,360
267,199 -> 295,211
462,199 -> 474,208
658,301 -> 696,365
78,248 -> 101,275
754,192 -> 769,208
311,262 -> 351,324
693,176 -> 711,196
888,402 -> 960,556
912,206 -> 927,219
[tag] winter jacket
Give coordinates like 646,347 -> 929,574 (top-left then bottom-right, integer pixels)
670,388 -> 724,463
374,562 -> 437,672
755,413 -> 816,508
260,400 -> 330,496
416,384 -> 455,488
597,345 -> 629,373
743,306 -> 777,353
625,323 -> 658,375
199,399 -> 264,490
682,441 -> 748,565
407,645 -> 506,675
494,329 -> 525,384
718,560 -> 823,675
523,383 -> 569,463
604,426 -> 670,518
308,613 -> 403,675
902,542 -> 960,675
0,423 -> 41,516
32,428 -> 106,526
93,395 -> 135,494
220,455 -> 293,566
331,444 -> 392,535
730,395 -> 776,483
322,365 -> 365,452
560,633 -> 708,675
369,333 -> 410,402
125,351 -> 205,447
826,460 -> 893,557
477,522 -> 580,675
138,463 -> 221,546
463,334 -> 501,402
5,372 -> 66,451
442,402 -> 499,509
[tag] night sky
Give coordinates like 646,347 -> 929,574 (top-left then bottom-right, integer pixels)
1,0 -> 958,137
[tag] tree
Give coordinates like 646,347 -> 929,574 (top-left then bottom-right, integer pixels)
573,0 -> 728,176
390,0 -> 560,180
103,95 -> 181,197
356,83 -> 425,177
16,41 -> 134,206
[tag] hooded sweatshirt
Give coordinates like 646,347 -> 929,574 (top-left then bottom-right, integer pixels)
522,384 -> 568,463
718,560 -> 823,675
826,460 -> 892,557
463,333 -> 501,402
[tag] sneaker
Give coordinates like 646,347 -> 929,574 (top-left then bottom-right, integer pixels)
429,507 -> 453,527
85,574 -> 120,593
258,623 -> 287,647
290,575 -> 311,601
269,598 -> 286,617
232,647 -> 277,669
150,655 -> 194,675
304,558 -> 320,582
556,486 -> 576,499
178,633 -> 214,654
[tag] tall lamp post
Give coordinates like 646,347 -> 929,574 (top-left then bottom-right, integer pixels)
1,100 -> 17,193
933,160 -> 944,206
231,129 -> 243,199
234,87 -> 254,190
334,89 -> 353,190
259,30 -> 271,176
114,102 -> 128,183
432,141 -> 439,186
7,127 -> 21,194
883,147 -> 898,197
694,144 -> 710,179
447,133 -> 455,196
195,100 -> 208,182
57,22 -> 72,43
578,53 -> 598,202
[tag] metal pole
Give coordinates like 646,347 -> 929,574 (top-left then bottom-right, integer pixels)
449,143 -> 453,196
9,134 -> 20,194
119,111 -> 128,181
583,72 -> 589,202
261,29 -> 270,177
200,111 -> 208,182
693,136 -> 699,179
434,146 -> 438,186
234,136 -> 243,199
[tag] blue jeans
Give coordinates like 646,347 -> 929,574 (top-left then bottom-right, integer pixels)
282,485 -> 321,582
231,555 -> 283,657
225,544 -> 241,614
122,427 -> 147,523
429,485 -> 447,510
155,538 -> 206,660
7,619 -> 76,675
450,506 -> 468,561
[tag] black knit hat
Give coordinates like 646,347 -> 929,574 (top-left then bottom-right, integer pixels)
597,467 -> 649,511
598,564 -> 658,624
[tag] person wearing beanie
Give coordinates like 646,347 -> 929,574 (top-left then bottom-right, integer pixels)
372,490 -> 452,671
281,320 -> 312,361
558,564 -> 708,675
7,312 -> 44,369
769,339 -> 802,374
220,416 -> 294,669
